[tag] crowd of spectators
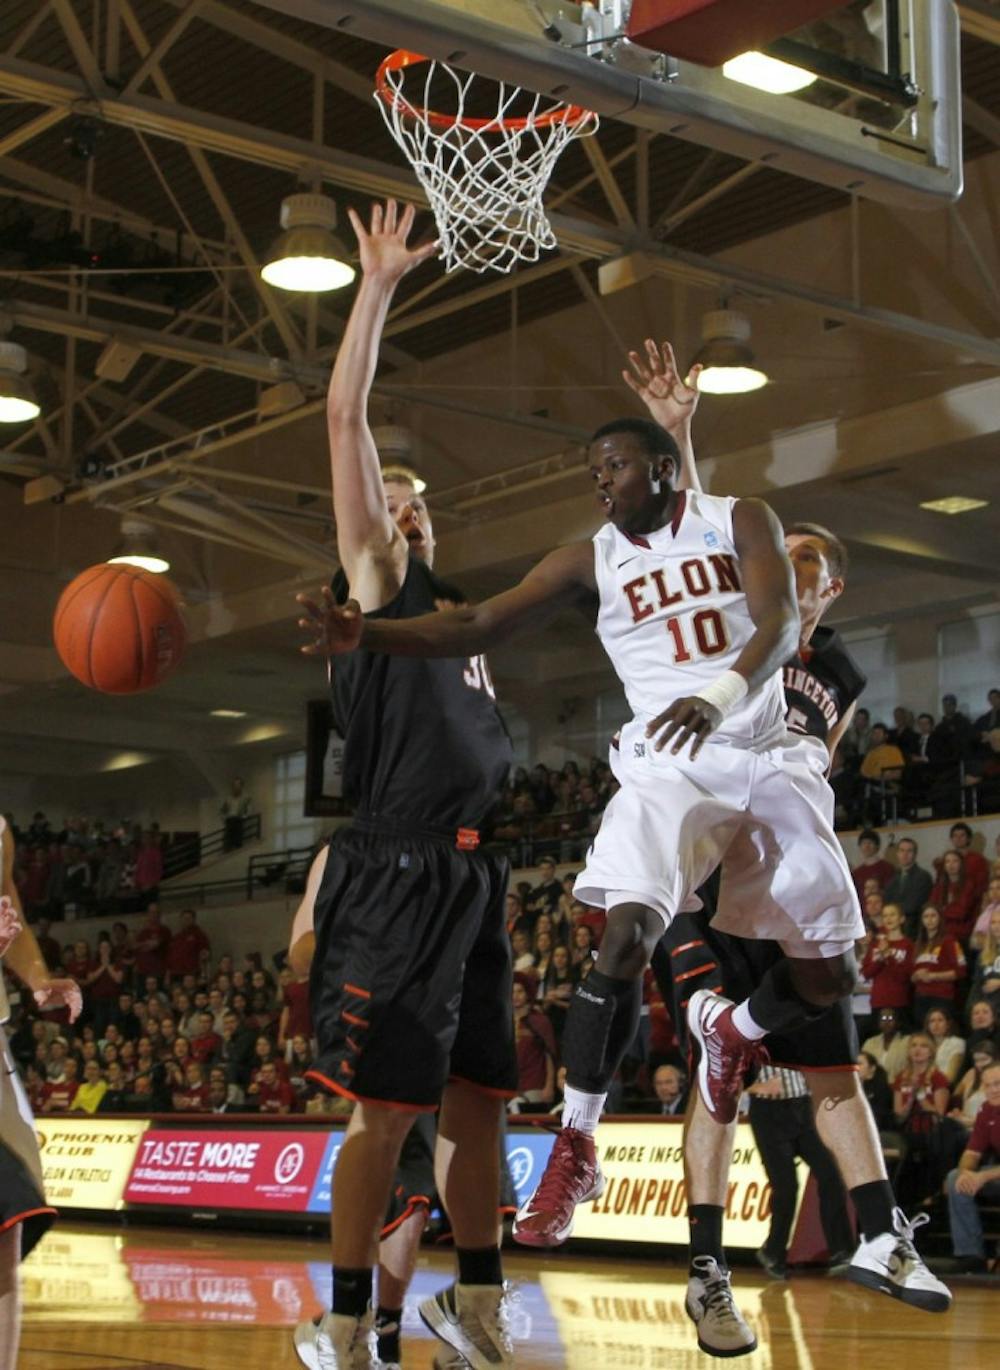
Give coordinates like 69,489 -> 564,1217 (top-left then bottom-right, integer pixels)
4,811 -> 168,919
491,759 -> 618,862
832,689 -> 1000,827
3,902 -> 317,1118
846,820 -> 1000,1256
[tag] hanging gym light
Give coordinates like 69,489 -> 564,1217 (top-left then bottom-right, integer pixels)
107,516 -> 170,574
261,193 -> 356,293
0,342 -> 41,423
692,309 -> 768,395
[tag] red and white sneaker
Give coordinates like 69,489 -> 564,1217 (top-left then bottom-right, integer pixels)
512,1128 -> 604,1248
688,990 -> 768,1126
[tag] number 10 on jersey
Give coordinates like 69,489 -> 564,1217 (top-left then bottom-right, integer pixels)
665,609 -> 728,664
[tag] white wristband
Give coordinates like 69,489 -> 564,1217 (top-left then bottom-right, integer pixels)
695,670 -> 749,720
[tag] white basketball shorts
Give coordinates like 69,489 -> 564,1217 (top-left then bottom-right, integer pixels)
574,719 -> 863,958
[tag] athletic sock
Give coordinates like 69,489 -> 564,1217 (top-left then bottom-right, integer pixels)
456,1245 -> 503,1288
850,1180 -> 896,1243
562,1084 -> 606,1135
562,968 -> 641,1094
741,960 -> 830,1037
332,1266 -> 373,1320
374,1304 -> 402,1363
689,1204 -> 726,1272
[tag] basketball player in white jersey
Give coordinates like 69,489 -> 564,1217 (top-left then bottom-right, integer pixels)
299,410 -> 865,1240
0,815 -> 82,1370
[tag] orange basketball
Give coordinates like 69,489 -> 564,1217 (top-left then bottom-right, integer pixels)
53,563 -> 187,694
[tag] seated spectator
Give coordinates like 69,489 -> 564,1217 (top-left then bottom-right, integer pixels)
841,705 -> 872,768
952,1042 -> 998,1129
249,1034 -> 288,1090
967,999 -> 1000,1056
856,1051 -> 895,1131
945,822 -> 990,905
851,829 -> 894,899
570,922 -> 596,969
525,857 -> 561,923
207,1071 -> 240,1114
286,1034 -> 314,1099
112,991 -> 142,1042
911,905 -> 966,1025
945,1062 -> 1000,1272
890,706 -> 919,756
247,988 -> 278,1038
63,843 -> 93,911
892,1031 -> 951,1207
134,904 -> 172,982
189,1010 -> 222,1064
42,1057 -> 79,1112
923,1007 -> 965,1086
930,850 -> 980,945
863,890 -> 885,929
882,837 -> 933,939
512,972 -> 556,1109
99,1061 -> 129,1112
860,903 -> 913,1018
971,910 -> 1000,1019
110,921 -> 136,985
540,944 -> 574,1043
532,929 -> 554,987
511,928 -> 534,974
255,1060 -> 296,1114
637,1063 -> 688,1116
72,1059 -> 107,1115
971,877 -> 1000,952
172,1060 -> 210,1112
860,723 -> 906,783
861,1007 -> 911,1083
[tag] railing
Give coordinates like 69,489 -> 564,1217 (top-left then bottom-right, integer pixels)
848,759 -> 993,829
161,813 -> 262,881
245,845 -> 314,900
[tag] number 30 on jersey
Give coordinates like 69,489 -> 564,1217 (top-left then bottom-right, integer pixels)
463,654 -> 496,698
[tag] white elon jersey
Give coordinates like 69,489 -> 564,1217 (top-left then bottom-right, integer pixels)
593,490 -> 786,748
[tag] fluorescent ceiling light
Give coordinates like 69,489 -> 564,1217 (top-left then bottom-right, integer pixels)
108,516 -> 169,574
723,51 -> 818,95
692,309 -> 769,395
262,193 -> 356,293
0,342 -> 40,423
108,553 -> 170,574
210,708 -> 248,718
919,496 -> 989,515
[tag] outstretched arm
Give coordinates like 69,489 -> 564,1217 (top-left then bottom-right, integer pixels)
328,201 -> 437,608
623,339 -> 703,492
298,541 -> 595,659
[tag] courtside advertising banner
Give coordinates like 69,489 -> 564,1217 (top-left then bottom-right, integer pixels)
36,1117 -> 149,1209
125,1129 -> 329,1210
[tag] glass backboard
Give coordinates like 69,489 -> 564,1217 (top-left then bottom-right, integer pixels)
253,0 -> 962,208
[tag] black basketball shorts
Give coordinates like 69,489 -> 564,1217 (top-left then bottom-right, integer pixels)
652,912 -> 858,1072
308,824 -> 517,1110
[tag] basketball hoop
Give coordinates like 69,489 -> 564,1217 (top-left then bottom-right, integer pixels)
375,51 -> 599,275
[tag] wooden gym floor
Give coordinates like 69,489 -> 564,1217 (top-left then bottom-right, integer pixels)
18,1222 -> 996,1369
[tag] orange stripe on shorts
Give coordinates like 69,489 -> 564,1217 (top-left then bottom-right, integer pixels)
344,982 -> 371,999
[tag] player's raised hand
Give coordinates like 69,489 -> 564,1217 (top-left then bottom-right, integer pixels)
346,199 -> 439,283
33,978 -> 83,1024
0,896 -> 22,957
645,695 -> 723,760
623,339 -> 702,431
297,586 -> 364,656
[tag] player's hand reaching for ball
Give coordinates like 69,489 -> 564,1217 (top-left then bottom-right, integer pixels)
347,199 -> 439,284
0,896 -> 22,958
645,695 -> 723,760
297,587 -> 364,656
623,339 -> 702,432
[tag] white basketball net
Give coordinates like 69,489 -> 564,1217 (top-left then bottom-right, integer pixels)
376,57 -> 599,275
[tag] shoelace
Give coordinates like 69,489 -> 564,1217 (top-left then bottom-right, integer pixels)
891,1208 -> 929,1266
702,1274 -> 742,1327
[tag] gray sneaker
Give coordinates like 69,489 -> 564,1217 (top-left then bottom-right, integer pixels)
294,1310 -> 377,1370
418,1282 -> 513,1369
685,1257 -> 757,1358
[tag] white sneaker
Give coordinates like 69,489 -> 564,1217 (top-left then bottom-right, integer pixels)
685,1257 -> 757,1358
419,1282 -> 513,1369
294,1310 -> 377,1370
847,1208 -> 952,1313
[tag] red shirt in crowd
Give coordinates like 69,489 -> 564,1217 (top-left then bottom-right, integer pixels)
189,1031 -> 222,1064
928,875 -> 981,944
88,959 -> 124,1001
135,845 -> 164,892
862,936 -> 915,1010
43,1080 -> 79,1111
515,1011 -> 557,1094
893,1067 -> 950,1135
172,1084 -> 210,1111
165,925 -> 210,978
911,938 -> 966,1003
256,1078 -> 297,1113
283,980 -> 313,1039
575,906 -> 607,946
134,922 -> 172,978
968,1101 -> 1000,1162
852,858 -> 895,900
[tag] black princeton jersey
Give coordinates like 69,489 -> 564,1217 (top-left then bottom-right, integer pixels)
783,623 -> 866,745
330,558 -> 512,828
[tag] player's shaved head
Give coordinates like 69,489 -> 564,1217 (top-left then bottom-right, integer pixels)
590,417 -> 680,467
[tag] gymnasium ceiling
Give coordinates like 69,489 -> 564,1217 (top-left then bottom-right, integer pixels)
0,0 -> 998,790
